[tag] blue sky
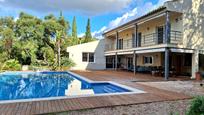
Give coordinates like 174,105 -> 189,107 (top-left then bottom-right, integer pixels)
0,0 -> 167,38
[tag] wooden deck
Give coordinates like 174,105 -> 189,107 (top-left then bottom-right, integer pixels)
73,70 -> 191,82
0,70 -> 191,115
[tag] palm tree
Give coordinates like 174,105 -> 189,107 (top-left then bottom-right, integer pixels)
56,30 -> 65,68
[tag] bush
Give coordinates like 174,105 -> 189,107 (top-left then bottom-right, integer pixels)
1,59 -> 21,71
187,96 -> 204,115
61,57 -> 75,70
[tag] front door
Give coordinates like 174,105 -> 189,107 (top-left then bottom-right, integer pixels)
127,57 -> 133,70
157,26 -> 164,44
175,55 -> 182,75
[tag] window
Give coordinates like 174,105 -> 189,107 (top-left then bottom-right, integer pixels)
118,39 -> 123,49
82,52 -> 95,62
89,53 -> 94,62
138,33 -> 142,47
144,56 -> 153,64
132,33 -> 136,48
82,53 -> 88,62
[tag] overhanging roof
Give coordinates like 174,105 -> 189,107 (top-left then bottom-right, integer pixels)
103,6 -> 167,35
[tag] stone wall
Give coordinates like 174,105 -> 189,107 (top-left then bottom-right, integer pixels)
182,0 -> 204,50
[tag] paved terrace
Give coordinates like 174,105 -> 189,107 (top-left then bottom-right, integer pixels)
0,71 -> 191,115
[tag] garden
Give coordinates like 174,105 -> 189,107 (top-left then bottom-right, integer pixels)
0,12 -> 94,71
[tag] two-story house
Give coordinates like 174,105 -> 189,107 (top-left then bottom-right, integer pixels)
103,0 -> 204,80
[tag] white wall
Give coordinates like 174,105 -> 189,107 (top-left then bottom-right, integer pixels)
67,40 -> 106,70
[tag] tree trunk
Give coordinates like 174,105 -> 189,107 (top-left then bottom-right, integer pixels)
57,41 -> 61,68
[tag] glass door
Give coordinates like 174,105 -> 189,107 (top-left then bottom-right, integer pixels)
157,26 -> 164,44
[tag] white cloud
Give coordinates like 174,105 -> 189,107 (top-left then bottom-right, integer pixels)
92,8 -> 138,39
94,0 -> 168,39
92,26 -> 107,39
109,7 -> 137,29
0,0 -> 132,16
78,33 -> 85,38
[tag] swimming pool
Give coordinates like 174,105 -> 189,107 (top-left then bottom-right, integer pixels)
0,71 -> 144,101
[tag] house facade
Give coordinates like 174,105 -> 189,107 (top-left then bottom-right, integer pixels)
67,40 -> 106,70
103,0 -> 204,79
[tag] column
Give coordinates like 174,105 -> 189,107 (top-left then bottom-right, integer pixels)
115,52 -> 118,71
192,50 -> 199,79
164,48 -> 170,80
134,24 -> 138,48
133,51 -> 137,75
164,11 -> 171,80
165,11 -> 171,44
116,31 -> 119,50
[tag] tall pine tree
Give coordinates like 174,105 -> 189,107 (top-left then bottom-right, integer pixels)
72,16 -> 77,39
84,18 -> 92,43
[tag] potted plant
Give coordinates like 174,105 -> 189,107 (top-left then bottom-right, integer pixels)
196,71 -> 202,81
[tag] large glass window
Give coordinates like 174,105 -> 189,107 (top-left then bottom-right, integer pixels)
82,52 -> 95,62
144,56 -> 153,64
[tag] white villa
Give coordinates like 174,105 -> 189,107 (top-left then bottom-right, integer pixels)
67,0 -> 204,80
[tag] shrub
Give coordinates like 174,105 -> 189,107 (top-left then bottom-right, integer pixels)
61,57 -> 75,70
1,59 -> 21,71
187,96 -> 204,115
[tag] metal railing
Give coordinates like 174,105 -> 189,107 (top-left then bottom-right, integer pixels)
170,30 -> 183,44
105,44 -> 115,51
105,30 -> 183,51
143,33 -> 157,46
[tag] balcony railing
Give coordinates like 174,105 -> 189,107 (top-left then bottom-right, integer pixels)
170,30 -> 183,44
105,30 -> 183,51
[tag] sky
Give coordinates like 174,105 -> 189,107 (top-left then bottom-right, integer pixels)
0,0 -> 168,38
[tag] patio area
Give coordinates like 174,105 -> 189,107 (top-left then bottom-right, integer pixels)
0,70 -> 193,115
72,70 -> 191,82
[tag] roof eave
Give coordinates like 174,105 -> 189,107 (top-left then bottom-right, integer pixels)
103,6 -> 167,36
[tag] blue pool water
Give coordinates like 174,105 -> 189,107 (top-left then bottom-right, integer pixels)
0,71 -> 132,101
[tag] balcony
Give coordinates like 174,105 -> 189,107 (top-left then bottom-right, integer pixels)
105,30 -> 183,51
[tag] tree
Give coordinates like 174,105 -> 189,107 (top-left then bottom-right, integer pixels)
72,16 -> 77,39
18,40 -> 38,65
15,12 -> 43,41
84,18 -> 92,43
41,46 -> 55,66
56,30 -> 64,68
0,17 -> 15,30
58,11 -> 70,34
0,28 -> 15,58
44,14 -> 57,20
0,12 -> 77,70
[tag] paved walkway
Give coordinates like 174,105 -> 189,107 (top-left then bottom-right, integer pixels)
0,70 -> 191,115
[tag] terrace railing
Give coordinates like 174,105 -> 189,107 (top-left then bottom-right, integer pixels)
143,33 -> 157,47
170,30 -> 183,44
105,30 -> 183,51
